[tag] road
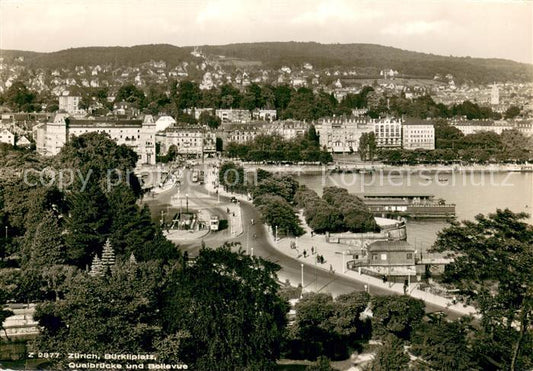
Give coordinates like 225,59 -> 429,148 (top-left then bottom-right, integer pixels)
147,166 -> 463,319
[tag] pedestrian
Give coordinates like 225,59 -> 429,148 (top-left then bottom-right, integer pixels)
303,250 -> 307,258
311,246 -> 314,255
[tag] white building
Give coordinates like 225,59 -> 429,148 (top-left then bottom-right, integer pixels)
215,109 -> 251,123
451,120 -> 513,135
35,114 -> 156,165
374,118 -> 402,148
59,95 -> 83,115
402,122 -> 435,150
267,120 -> 309,140
156,126 -> 216,157
316,117 -> 374,153
252,109 -> 277,122
0,129 -> 15,146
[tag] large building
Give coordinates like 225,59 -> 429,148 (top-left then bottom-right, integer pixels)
265,120 -> 309,140
374,118 -> 402,148
252,109 -> 277,122
58,95 -> 83,115
316,117 -> 374,153
215,109 -> 251,123
217,123 -> 262,148
402,122 -> 435,150
217,120 -> 310,150
156,126 -> 216,157
450,119 -> 514,135
35,114 -> 157,165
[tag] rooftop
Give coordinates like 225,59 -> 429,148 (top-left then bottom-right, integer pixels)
368,240 -> 414,252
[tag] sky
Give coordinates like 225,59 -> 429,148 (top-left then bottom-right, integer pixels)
0,0 -> 532,64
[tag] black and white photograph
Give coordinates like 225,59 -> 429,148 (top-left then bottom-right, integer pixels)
0,0 -> 532,370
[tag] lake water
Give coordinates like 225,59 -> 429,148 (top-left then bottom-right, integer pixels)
294,171 -> 533,252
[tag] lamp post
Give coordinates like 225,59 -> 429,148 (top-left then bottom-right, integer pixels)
186,193 -> 189,212
275,225 -> 278,242
300,263 -> 304,293
251,247 -> 254,257
4,226 -> 7,240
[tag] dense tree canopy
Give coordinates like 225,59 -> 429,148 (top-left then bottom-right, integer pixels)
161,246 -> 288,370
431,209 -> 533,371
285,292 -> 371,361
295,186 -> 379,234
225,132 -> 332,164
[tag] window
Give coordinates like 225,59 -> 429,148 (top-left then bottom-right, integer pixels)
372,254 -> 378,261
380,253 -> 387,261
407,253 -> 413,260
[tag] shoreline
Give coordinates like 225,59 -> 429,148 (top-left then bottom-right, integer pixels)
237,163 -> 533,175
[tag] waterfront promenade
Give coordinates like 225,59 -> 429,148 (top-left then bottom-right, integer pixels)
266,221 -> 478,317
203,165 -> 478,318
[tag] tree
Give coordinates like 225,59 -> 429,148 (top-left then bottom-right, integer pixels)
411,319 -> 476,370
504,105 -> 521,119
174,80 -> 201,109
308,124 -> 320,144
59,132 -> 140,195
370,334 -> 409,371
254,194 -> 304,237
161,246 -> 288,370
3,81 -> 37,112
33,261 -> 167,368
287,292 -> 370,360
367,132 -> 377,161
253,175 -> 299,203
64,183 -> 110,267
370,295 -> 425,340
358,133 -> 369,161
0,288 -> 14,339
198,110 -> 221,129
431,209 -> 533,371
115,84 -> 145,109
218,162 -> 247,193
22,210 -> 65,268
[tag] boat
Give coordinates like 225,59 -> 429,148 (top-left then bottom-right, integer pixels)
361,193 -> 456,219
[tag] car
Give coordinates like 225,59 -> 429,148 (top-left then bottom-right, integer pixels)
231,197 -> 237,203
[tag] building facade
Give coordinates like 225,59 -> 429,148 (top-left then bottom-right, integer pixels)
58,95 -> 83,115
316,117 -> 374,153
402,122 -> 435,150
374,118 -> 402,148
0,129 -> 15,145
156,126 -> 216,157
450,120 -> 513,135
215,109 -> 251,123
35,114 -> 157,165
252,109 -> 277,121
